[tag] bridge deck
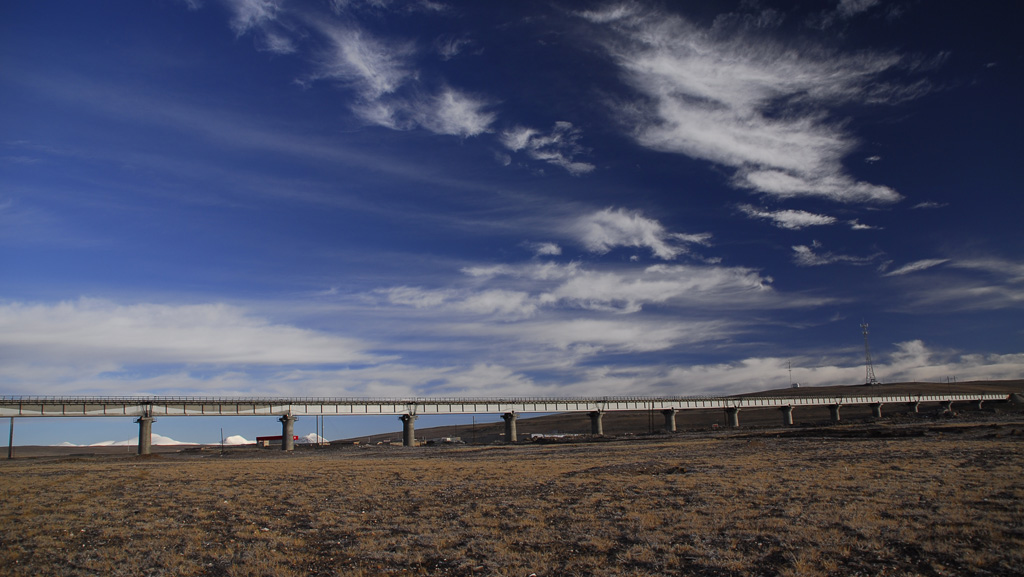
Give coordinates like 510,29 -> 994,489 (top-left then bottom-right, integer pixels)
0,394 -> 1008,417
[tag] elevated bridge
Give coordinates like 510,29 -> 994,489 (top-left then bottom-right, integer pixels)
1,393 -> 1009,454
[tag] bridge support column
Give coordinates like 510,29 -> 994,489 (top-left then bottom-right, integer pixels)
135,416 -> 154,455
908,401 -> 920,413
780,405 -> 794,426
502,412 -> 518,443
662,409 -> 677,432
401,414 -> 417,446
725,407 -> 740,428
870,403 -> 883,419
971,400 -> 984,411
279,415 -> 296,451
941,401 -> 954,415
828,404 -> 841,424
589,411 -> 604,435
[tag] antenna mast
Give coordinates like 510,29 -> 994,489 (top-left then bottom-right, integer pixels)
861,322 -> 879,385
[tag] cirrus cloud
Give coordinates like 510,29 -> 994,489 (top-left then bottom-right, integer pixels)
573,207 -> 711,260
580,3 -> 929,204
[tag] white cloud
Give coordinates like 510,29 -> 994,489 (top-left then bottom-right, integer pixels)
848,219 -> 880,230
573,207 -> 710,259
883,258 -> 949,276
542,264 -> 773,313
225,0 -> 279,35
653,341 -> 1024,394
525,242 -> 562,256
582,5 -> 924,203
523,318 -> 719,354
313,23 -> 414,100
461,259 -> 812,313
412,88 -> 495,137
223,0 -> 296,54
382,287 -> 538,319
500,122 -> 595,175
837,0 -> 881,18
881,341 -> 1024,384
739,204 -> 837,229
462,261 -> 581,283
912,201 -> 948,209
792,244 -> 878,266
948,257 -> 1024,283
435,35 -> 473,60
260,30 -> 297,54
0,298 -> 383,366
309,23 -> 495,136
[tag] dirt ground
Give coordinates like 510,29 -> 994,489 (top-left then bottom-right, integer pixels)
1,416 -> 1023,577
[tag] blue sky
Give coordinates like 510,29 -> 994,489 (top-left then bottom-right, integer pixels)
2,0 -> 1022,445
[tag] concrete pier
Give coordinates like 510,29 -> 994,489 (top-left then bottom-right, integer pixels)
400,414 -> 417,446
971,400 -> 984,411
502,412 -> 518,443
870,403 -> 883,419
135,416 -> 154,455
662,409 -> 677,432
941,401 -> 954,415
828,404 -> 841,424
589,411 -> 604,435
725,407 -> 740,428
908,401 -> 920,413
279,415 -> 296,451
780,405 -> 794,426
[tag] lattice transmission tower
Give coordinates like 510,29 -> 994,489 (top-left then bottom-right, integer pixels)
861,322 -> 879,385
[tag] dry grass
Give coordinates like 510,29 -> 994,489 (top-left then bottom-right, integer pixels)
2,419 -> 1023,577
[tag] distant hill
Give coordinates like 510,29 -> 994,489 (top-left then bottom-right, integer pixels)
738,379 -> 1024,398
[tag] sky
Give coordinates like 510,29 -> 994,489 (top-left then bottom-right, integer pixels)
1,0 -> 1022,445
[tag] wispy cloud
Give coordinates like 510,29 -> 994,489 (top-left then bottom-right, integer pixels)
883,258 -> 949,276
540,264 -> 773,313
0,298 -> 384,366
434,35 -> 474,60
580,4 -> 931,203
524,242 -> 562,257
310,23 -> 494,135
792,243 -> 878,266
912,201 -> 948,210
501,122 -> 595,175
658,340 -> 1024,394
848,219 -> 881,230
310,22 -> 415,100
837,0 -> 881,18
738,204 -> 837,229
381,286 -> 538,320
949,257 -> 1024,283
572,207 -> 710,260
223,0 -> 297,54
386,261 -> 776,317
881,256 -> 1024,311
412,88 -> 496,137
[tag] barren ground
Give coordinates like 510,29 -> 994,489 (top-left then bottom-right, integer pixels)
2,417 -> 1023,577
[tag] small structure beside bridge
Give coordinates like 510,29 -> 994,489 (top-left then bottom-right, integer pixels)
0,393 -> 1009,455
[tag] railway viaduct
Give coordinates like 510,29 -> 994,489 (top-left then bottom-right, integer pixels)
1,393 -> 1009,454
